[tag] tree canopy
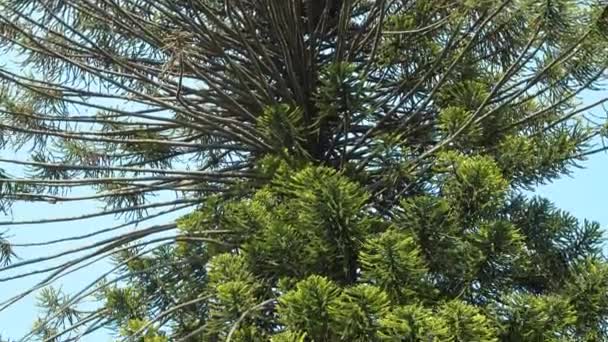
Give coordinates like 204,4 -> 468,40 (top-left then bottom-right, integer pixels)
0,0 -> 608,340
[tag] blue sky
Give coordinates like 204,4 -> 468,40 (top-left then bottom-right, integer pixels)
535,154 -> 608,227
0,190 -> 190,340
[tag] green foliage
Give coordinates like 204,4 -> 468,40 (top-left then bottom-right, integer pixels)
270,331 -> 308,342
498,294 -> 577,341
315,62 -> 368,123
439,152 -> 509,220
99,163 -> 607,341
237,167 -> 372,283
278,275 -> 339,341
257,104 -> 308,158
438,300 -> 498,342
328,284 -> 390,340
119,319 -> 168,342
565,260 -> 608,340
378,304 -> 450,341
359,229 -> 428,302
3,0 -> 608,341
438,106 -> 483,148
104,286 -> 146,327
204,253 -> 267,339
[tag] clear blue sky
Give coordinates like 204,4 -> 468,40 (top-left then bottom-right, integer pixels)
0,189 -> 189,340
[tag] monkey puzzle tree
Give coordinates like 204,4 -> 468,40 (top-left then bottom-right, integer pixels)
0,0 -> 608,340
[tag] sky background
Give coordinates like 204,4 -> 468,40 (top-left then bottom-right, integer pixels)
0,186 -> 190,340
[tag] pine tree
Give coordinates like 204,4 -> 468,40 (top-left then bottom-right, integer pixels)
0,0 -> 607,340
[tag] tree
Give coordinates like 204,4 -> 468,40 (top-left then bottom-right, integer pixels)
0,0 -> 608,340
